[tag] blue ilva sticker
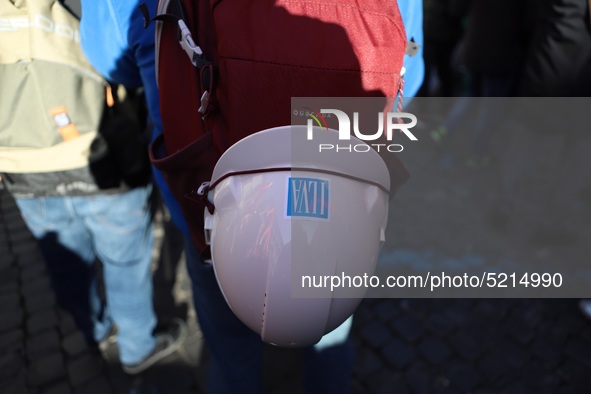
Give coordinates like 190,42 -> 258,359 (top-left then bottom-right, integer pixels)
286,177 -> 329,220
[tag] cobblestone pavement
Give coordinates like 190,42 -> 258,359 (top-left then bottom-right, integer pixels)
2,107 -> 591,393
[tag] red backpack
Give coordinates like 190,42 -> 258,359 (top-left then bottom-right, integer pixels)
146,0 -> 410,253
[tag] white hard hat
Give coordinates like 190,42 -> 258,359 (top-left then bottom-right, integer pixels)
203,125 -> 390,347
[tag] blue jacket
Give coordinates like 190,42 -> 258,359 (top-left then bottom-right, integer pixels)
398,0 -> 425,103
79,0 -> 189,235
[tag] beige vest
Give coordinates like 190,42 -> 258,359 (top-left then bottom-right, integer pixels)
0,0 -> 106,173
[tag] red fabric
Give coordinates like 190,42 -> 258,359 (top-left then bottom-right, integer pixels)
153,0 -> 408,252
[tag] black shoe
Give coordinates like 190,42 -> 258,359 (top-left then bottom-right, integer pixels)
122,318 -> 187,374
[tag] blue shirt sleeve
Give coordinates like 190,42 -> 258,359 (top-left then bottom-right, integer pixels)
79,0 -> 190,236
79,0 -> 146,88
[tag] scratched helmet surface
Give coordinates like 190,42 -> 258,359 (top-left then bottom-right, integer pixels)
203,125 -> 390,347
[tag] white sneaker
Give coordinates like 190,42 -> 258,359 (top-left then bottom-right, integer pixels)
122,318 -> 187,374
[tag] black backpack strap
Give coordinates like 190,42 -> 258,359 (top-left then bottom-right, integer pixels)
58,0 -> 82,20
140,0 -> 217,117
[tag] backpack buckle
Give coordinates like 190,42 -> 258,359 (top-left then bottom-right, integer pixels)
198,91 -> 210,115
186,182 -> 215,214
178,19 -> 203,67
198,63 -> 217,116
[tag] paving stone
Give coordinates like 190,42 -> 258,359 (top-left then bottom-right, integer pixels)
42,382 -> 73,394
426,312 -> 457,338
0,293 -> 21,311
26,329 -> 61,359
0,231 -> 9,244
497,381 -> 528,394
371,299 -> 401,322
27,353 -> 66,388
404,361 -> 435,394
472,300 -> 508,321
441,304 -> 473,327
8,229 -> 36,244
73,377 -> 113,394
418,336 -> 453,365
0,351 -> 25,380
62,331 -> 90,357
0,254 -> 15,269
381,338 -> 418,369
11,241 -> 39,256
0,309 -> 24,333
449,330 -> 488,361
497,340 -> 530,370
353,302 -> 375,324
558,357 -> 590,391
477,349 -> 519,386
430,377 -> 461,394
544,321 -> 572,345
25,292 -> 57,314
454,299 -> 479,309
443,361 -> 482,392
502,315 -> 536,345
27,310 -> 59,335
556,311 -> 586,333
0,372 -> 28,394
359,320 -> 393,348
521,300 -> 547,327
547,299 -> 573,319
20,262 -> 47,281
4,222 -> 30,236
0,329 -> 24,353
353,348 -> 382,380
16,251 -> 45,268
138,361 -> 199,393
564,337 -> 591,369
58,312 -> 79,336
469,322 -> 498,344
362,298 -> 384,309
580,325 -> 591,343
400,299 -> 435,316
530,335 -> 563,368
521,360 -> 561,394
0,280 -> 18,294
472,389 -> 497,394
1,196 -> 20,211
0,267 -> 19,294
1,194 -> 19,208
21,276 -> 52,298
366,371 -> 411,394
555,386 -> 585,394
399,299 -> 412,311
391,315 -> 425,343
2,209 -> 25,223
67,354 -> 104,387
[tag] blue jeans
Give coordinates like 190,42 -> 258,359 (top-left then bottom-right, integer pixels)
15,186 -> 157,365
184,237 -> 354,394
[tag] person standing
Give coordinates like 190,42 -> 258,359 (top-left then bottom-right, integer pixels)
0,0 -> 184,375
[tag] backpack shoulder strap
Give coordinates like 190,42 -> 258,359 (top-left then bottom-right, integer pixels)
142,0 -> 217,117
